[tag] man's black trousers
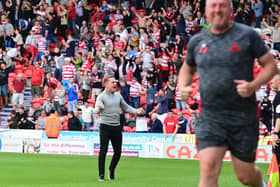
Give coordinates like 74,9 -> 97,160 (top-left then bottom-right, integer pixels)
98,124 -> 122,177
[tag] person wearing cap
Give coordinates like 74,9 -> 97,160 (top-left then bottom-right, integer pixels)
62,57 -> 76,88
10,73 -> 25,110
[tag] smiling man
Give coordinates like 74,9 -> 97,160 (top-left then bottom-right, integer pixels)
178,0 -> 277,187
94,75 -> 145,182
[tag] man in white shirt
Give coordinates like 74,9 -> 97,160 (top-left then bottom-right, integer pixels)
7,45 -> 21,61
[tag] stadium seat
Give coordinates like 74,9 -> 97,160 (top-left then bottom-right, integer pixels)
172,108 -> 179,115
32,98 -> 43,109
123,126 -> 132,133
32,102 -> 42,109
131,126 -> 136,133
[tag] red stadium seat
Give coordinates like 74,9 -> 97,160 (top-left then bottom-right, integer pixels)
123,126 -> 132,133
172,108 -> 179,115
131,127 -> 136,133
32,102 -> 42,109
32,97 -> 43,108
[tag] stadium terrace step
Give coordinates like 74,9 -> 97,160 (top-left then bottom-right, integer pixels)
24,93 -> 32,96
4,105 -> 13,108
3,108 -> 13,113
0,112 -> 10,117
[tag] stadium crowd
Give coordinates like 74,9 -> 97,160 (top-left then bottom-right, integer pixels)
0,0 -> 279,137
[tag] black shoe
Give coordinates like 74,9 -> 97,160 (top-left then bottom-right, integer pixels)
98,175 -> 104,182
108,169 -> 115,180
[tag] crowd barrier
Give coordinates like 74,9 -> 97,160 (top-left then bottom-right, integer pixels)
0,129 -> 273,163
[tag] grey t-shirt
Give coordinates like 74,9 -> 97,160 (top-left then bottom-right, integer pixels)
94,90 -> 138,126
186,23 -> 268,126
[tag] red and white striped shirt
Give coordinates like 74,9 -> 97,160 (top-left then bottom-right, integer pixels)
62,64 -> 76,80
175,87 -> 181,101
93,34 -> 100,47
129,82 -> 141,98
161,51 -> 169,71
185,21 -> 194,35
37,37 -> 46,52
32,25 -> 41,34
35,10 -> 46,18
54,88 -> 63,101
105,38 -> 113,48
104,59 -> 117,74
259,123 -> 268,136
81,60 -> 92,73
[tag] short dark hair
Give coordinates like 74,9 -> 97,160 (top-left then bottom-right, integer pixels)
68,111 -> 74,116
104,75 -> 115,84
49,109 -> 55,114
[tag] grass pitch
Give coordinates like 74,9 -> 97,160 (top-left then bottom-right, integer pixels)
0,153 -> 269,187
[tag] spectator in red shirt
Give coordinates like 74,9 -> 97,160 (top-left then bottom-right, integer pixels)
24,44 -> 39,64
31,61 -> 45,97
163,110 -> 179,138
113,35 -> 125,51
68,0 -> 79,38
10,73 -> 25,110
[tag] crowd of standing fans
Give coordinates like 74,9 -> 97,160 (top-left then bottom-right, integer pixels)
0,0 -> 278,136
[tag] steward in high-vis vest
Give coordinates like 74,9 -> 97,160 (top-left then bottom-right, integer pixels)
44,109 -> 62,138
